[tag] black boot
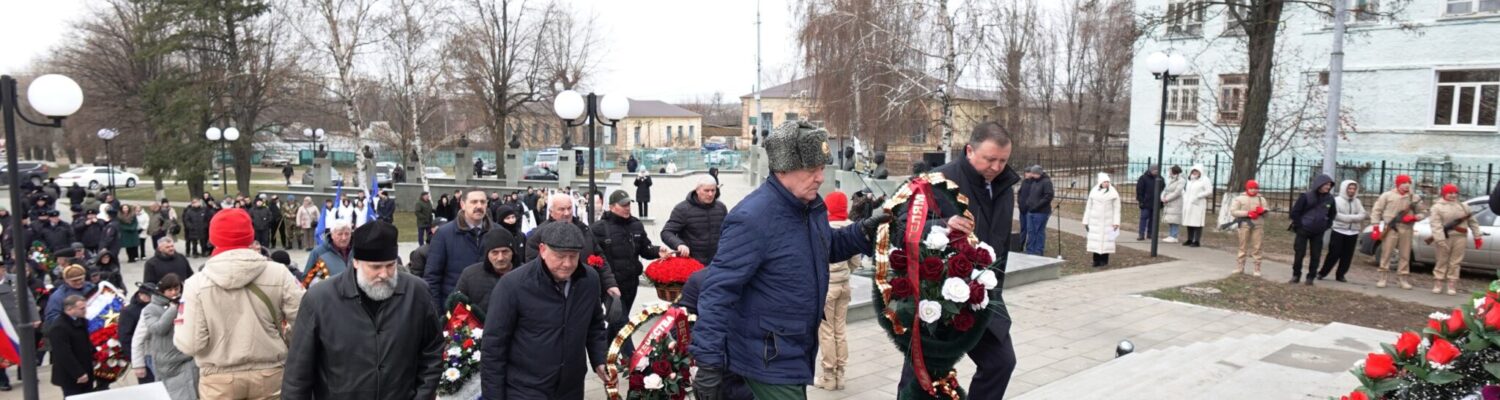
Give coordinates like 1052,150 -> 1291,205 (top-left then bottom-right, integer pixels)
1288,276 -> 1301,284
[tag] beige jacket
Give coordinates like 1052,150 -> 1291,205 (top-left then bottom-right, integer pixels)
829,220 -> 858,285
1429,199 -> 1481,241
173,249 -> 304,375
1229,194 -> 1269,224
1370,189 -> 1427,226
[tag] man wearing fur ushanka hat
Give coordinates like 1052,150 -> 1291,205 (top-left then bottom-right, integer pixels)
691,121 -> 889,399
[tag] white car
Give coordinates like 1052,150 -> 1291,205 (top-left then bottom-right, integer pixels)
423,167 -> 450,179
56,166 -> 138,190
1359,196 -> 1499,272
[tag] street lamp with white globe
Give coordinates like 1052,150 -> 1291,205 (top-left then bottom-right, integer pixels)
303,127 -> 325,159
206,125 -> 240,196
1145,51 -> 1190,258
97,128 -> 120,190
552,90 -> 629,223
3,72 -> 83,400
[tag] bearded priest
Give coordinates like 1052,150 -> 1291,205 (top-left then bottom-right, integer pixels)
283,220 -> 445,399
690,121 -> 889,400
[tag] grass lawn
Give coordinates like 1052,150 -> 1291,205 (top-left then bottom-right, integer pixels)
1148,274 -> 1435,332
1057,200 -> 1299,264
1038,228 -> 1174,275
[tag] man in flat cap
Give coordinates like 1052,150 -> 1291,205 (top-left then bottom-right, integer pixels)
692,121 -> 887,400
285,220 -> 444,399
482,222 -> 609,400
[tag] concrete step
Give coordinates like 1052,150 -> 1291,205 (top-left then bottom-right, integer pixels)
1034,336 -> 1256,399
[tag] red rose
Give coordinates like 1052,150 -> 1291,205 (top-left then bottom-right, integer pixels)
968,247 -> 993,267
588,255 -> 605,269
1363,353 -> 1396,379
652,360 -> 673,376
947,253 -> 973,279
463,338 -> 475,349
1394,331 -> 1421,358
1427,337 -> 1461,365
951,309 -> 976,332
1448,309 -> 1467,334
889,277 -> 915,298
921,257 -> 944,280
948,230 -> 972,252
1428,318 -> 1442,333
889,249 -> 908,273
1486,306 -> 1500,331
967,281 -> 986,304
630,373 -> 645,390
1341,390 -> 1369,400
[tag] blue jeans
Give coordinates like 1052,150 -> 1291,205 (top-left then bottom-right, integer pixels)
1023,213 -> 1049,256
1168,224 -> 1181,239
1138,207 -> 1156,238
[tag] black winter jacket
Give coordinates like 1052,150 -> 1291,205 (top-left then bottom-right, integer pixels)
283,269 -> 444,400
1136,172 -> 1164,209
481,259 -> 608,400
634,176 -> 653,203
523,219 -> 617,292
1291,174 -> 1338,235
142,252 -> 194,285
659,191 -> 728,266
1018,173 -> 1055,214
931,159 -> 1018,335
46,316 -> 94,388
592,211 -> 661,281
183,206 -> 210,240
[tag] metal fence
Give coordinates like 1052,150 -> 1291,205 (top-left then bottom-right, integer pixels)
1030,152 -> 1500,214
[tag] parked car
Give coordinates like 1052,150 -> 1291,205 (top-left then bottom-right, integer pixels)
376,161 -> 399,170
1359,196 -> 1498,272
55,166 -> 137,190
375,165 -> 393,187
523,165 -> 558,181
533,149 -> 560,170
702,142 -> 727,152
302,168 -> 344,186
705,150 -> 741,167
422,167 -> 450,179
642,148 -> 674,165
0,161 -> 49,184
259,156 -> 294,167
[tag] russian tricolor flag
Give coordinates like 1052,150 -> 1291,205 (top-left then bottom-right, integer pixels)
0,303 -> 21,366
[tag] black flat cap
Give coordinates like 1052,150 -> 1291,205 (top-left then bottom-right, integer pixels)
352,220 -> 400,262
534,222 -> 585,252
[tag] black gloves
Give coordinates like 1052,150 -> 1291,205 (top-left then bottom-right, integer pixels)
861,211 -> 893,243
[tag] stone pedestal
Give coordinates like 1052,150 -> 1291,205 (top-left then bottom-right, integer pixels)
454,149 -> 471,186
750,146 -> 769,184
504,152 -> 522,187
312,157 -> 330,192
557,152 -> 576,188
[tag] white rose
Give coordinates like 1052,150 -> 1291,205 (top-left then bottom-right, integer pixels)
635,357 -> 650,371
668,340 -> 677,350
977,243 -> 997,264
443,330 -> 451,338
447,347 -> 461,357
472,328 -> 483,337
443,368 -> 461,382
1475,298 -> 1486,310
977,270 -> 998,290
940,278 -> 970,303
924,226 -> 950,251
918,300 -> 942,324
644,373 -> 664,390
1429,311 -> 1450,321
472,352 -> 481,362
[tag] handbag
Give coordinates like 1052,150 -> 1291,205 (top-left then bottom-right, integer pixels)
245,283 -> 290,346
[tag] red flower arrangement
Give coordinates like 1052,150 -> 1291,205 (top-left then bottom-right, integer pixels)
588,255 -> 606,270
644,257 -> 703,286
605,304 -> 695,400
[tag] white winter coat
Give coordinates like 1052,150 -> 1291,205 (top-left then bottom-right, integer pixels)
1161,175 -> 1186,225
1084,174 -> 1121,254
1332,180 -> 1368,236
1182,165 -> 1213,228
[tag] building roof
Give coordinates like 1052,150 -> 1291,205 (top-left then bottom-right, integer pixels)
628,100 -> 701,118
742,75 -> 999,102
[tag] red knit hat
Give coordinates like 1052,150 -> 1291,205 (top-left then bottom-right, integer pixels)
1395,174 -> 1412,187
1442,183 -> 1459,196
1245,180 -> 1259,190
825,191 -> 849,222
210,208 -> 255,256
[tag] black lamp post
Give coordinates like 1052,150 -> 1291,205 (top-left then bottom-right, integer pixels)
303,127 -> 324,161
2,73 -> 84,400
553,90 -> 630,223
1145,51 -> 1190,258
206,126 -> 241,196
97,128 -> 119,190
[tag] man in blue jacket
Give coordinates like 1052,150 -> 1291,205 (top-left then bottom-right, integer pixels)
424,189 -> 499,308
690,121 -> 884,400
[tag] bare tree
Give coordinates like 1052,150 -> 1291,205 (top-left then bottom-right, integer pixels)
294,0 -> 381,190
447,0 -> 554,178
380,0 -> 450,192
987,0 -> 1037,137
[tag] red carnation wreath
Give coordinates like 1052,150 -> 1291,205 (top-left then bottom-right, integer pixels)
645,257 -> 703,302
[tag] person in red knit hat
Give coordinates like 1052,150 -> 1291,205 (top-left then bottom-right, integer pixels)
174,208 -> 305,398
1369,174 -> 1427,289
1229,180 -> 1269,276
1428,183 -> 1483,295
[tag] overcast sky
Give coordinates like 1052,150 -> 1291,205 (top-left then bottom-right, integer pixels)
0,0 -> 803,104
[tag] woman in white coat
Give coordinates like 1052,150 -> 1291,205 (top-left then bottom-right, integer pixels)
1160,166 -> 1186,243
1181,164 -> 1213,247
1084,173 -> 1121,267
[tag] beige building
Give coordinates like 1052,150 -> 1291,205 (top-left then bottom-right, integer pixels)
740,76 -> 1000,173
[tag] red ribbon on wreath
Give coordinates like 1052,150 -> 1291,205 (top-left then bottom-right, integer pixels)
903,177 -> 940,396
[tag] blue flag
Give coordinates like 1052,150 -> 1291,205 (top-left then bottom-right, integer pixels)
365,168 -> 379,223
315,181 -> 344,246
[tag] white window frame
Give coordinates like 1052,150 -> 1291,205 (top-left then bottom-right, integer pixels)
1166,75 -> 1201,123
1445,0 -> 1500,16
1217,74 -> 1248,125
1430,69 -> 1499,130
1166,0 -> 1205,37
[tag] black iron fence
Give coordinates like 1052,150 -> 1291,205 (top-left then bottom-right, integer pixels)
1023,151 -> 1498,215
